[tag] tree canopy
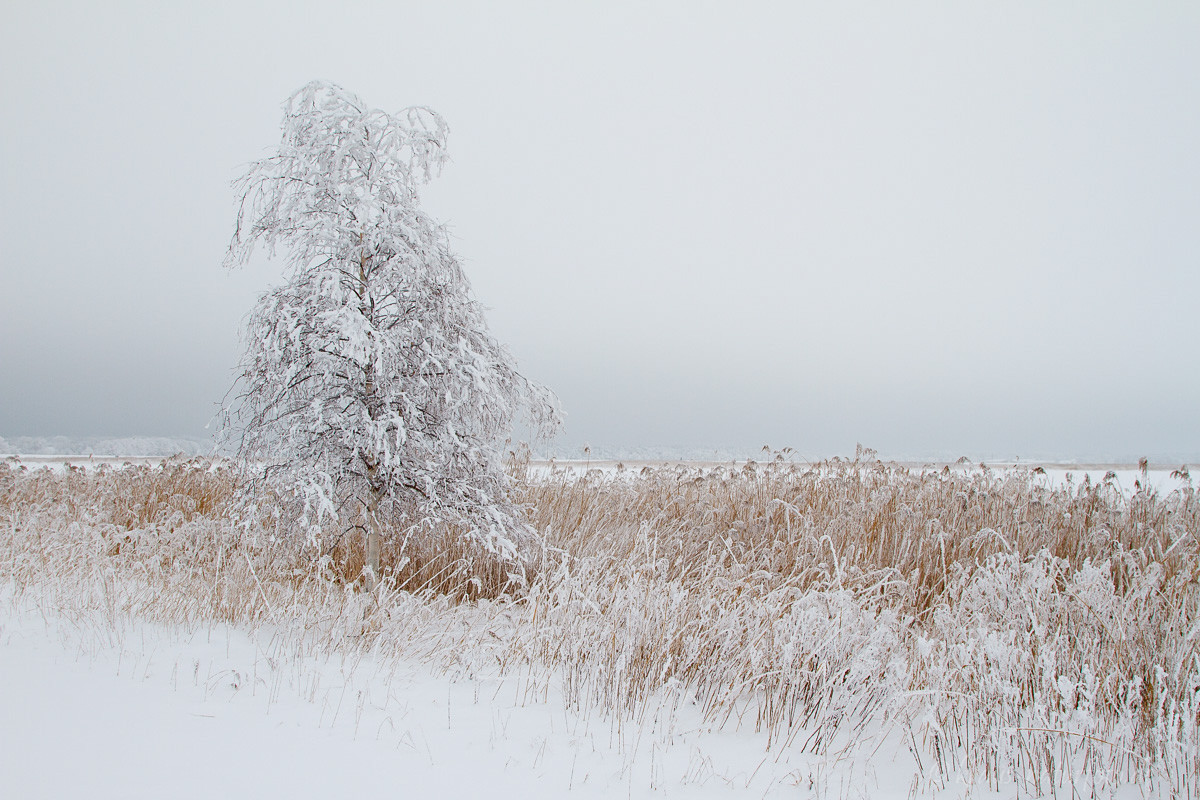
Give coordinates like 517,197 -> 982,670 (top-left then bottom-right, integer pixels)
222,81 -> 559,566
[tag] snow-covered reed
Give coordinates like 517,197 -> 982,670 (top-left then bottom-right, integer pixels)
2,453 -> 1197,796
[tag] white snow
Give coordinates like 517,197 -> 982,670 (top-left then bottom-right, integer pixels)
3,453 -> 1187,798
2,596 -> 936,799
1,592 -> 1166,798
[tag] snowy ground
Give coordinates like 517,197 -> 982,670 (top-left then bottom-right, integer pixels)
535,456 -> 1193,496
0,596 -> 953,800
7,452 -> 1193,496
3,455 -> 1190,798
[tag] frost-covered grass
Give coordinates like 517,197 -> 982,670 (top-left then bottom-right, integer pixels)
2,454 -> 1197,797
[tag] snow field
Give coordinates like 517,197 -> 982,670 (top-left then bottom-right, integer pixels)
2,455 -> 1197,798
1,594 -> 903,799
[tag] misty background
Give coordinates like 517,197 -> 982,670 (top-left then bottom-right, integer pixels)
2,2 -> 1197,462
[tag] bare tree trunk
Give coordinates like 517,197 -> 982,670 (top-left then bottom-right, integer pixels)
363,479 -> 384,591
358,246 -> 384,590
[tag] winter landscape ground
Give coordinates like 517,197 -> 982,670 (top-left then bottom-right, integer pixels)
2,452 -> 1198,798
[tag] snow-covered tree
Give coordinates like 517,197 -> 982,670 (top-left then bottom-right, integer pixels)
222,81 -> 559,584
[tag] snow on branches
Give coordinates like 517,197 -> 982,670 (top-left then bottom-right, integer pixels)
222,81 -> 559,570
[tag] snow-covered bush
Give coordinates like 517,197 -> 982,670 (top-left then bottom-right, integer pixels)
221,82 -> 559,580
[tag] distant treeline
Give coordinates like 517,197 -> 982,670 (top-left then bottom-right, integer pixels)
0,435 -> 212,457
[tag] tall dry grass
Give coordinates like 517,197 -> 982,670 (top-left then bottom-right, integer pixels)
2,452 -> 1197,796
517,453 -> 1199,794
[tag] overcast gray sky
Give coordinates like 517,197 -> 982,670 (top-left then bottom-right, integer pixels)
2,1 -> 1197,460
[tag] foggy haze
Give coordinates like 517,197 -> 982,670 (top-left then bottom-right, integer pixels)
2,2 -> 1197,461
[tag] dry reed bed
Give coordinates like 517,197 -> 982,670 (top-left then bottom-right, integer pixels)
2,455 -> 1197,796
